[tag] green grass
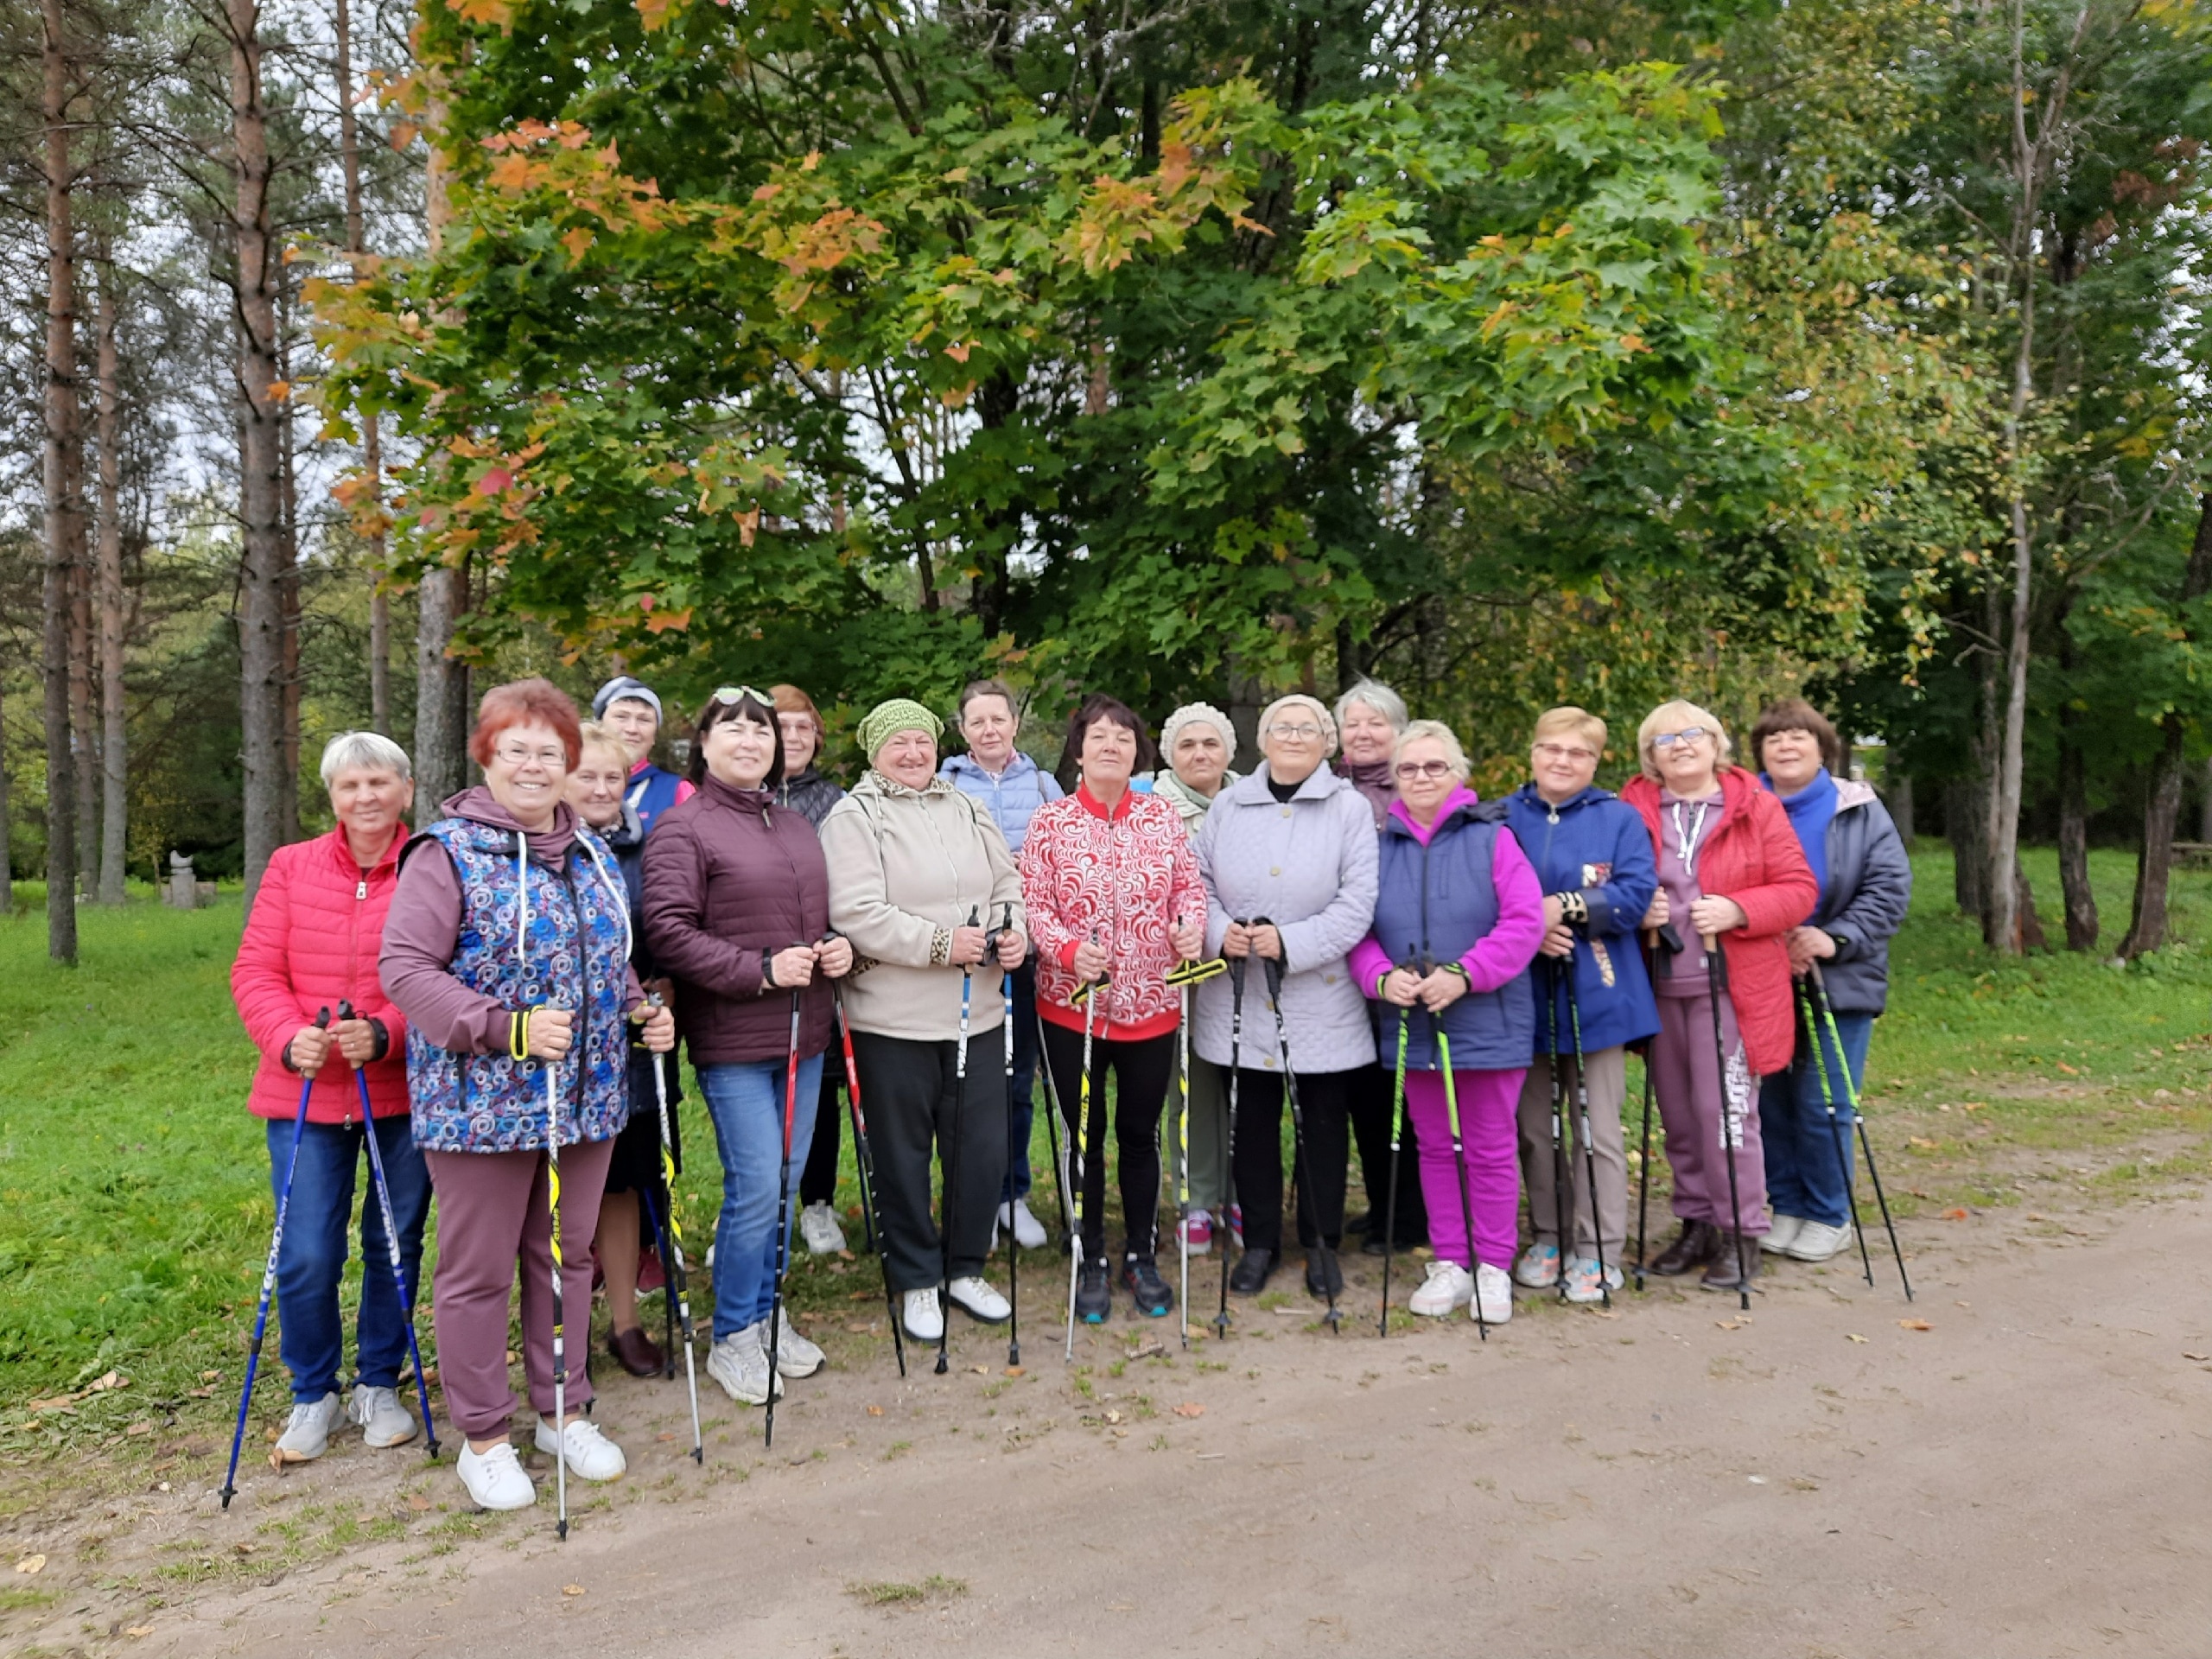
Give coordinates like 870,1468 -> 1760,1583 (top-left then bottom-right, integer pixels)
1,847 -> 2206,1434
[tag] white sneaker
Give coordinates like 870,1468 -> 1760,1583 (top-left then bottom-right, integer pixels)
1562,1257 -> 1624,1305
348,1383 -> 419,1449
706,1325 -> 785,1404
1783,1219 -> 1855,1262
456,1440 -> 536,1510
947,1275 -> 1011,1324
1002,1198 -> 1049,1250
534,1414 -> 626,1481
1512,1242 -> 1560,1287
798,1201 -> 848,1256
1470,1264 -> 1514,1325
1762,1213 -> 1808,1255
1408,1259 -> 1473,1318
902,1288 -> 944,1342
770,1308 -> 824,1377
273,1391 -> 342,1462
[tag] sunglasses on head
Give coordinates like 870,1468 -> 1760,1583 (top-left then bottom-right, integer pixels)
710,685 -> 773,709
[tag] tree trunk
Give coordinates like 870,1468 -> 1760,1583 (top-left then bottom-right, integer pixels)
1948,779 -> 1985,916
1884,772 -> 1914,845
2119,491 -> 2212,958
0,677 -> 14,913
334,0 -> 391,734
41,0 -> 79,964
95,259 -> 127,903
70,497 -> 96,893
276,299 -> 302,848
414,565 -> 463,813
230,0 -> 285,907
2199,753 -> 2212,844
2056,613 -> 2096,951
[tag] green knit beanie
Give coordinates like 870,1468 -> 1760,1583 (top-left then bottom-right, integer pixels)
858,696 -> 944,761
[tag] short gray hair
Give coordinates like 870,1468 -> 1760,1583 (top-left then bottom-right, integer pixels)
1335,678 -> 1408,734
1394,719 -> 1468,780
319,730 -> 412,786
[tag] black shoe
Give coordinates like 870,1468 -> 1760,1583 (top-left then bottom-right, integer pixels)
1701,1233 -> 1762,1293
1344,1209 -> 1372,1236
1122,1255 -> 1173,1318
1228,1248 -> 1276,1296
1360,1233 -> 1393,1257
1074,1262 -> 1111,1324
1649,1220 -> 1719,1277
1303,1250 -> 1344,1300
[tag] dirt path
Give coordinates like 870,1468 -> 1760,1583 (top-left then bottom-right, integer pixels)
14,1196 -> 2212,1659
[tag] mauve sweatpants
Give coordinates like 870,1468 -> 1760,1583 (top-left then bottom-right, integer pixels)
1402,1067 -> 1526,1274
1650,990 -> 1769,1236
423,1140 -> 613,1440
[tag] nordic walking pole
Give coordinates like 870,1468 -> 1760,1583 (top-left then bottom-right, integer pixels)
1376,944 -> 1414,1338
1214,946 -> 1248,1339
765,952 -> 805,1447
222,1006 -> 331,1510
1165,951 -> 1227,1351
1633,1052 -> 1655,1292
338,1002 -> 440,1460
941,909 -> 978,1377
1065,946 -> 1104,1357
541,1012 -> 571,1540
831,972 -> 906,1377
1433,1018 -> 1490,1342
1798,982 -> 1876,1289
639,1181 -> 675,1376
645,997 -> 702,1459
1262,945 -> 1341,1334
987,904 -> 1020,1368
1033,1003 -> 1074,1254
1809,963 -> 1912,1301
1560,957 -> 1613,1309
1542,959 -> 1573,1300
1705,936 -> 1752,1313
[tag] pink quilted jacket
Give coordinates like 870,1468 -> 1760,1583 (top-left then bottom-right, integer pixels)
231,824 -> 411,1124
1020,786 -> 1205,1040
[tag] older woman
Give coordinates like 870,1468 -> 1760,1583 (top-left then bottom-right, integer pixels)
383,679 -> 675,1512
1195,693 -> 1378,1298
1350,721 -> 1544,1325
1021,696 -> 1206,1320
230,731 -> 424,1462
1621,702 -> 1816,1293
1503,708 -> 1660,1303
1334,679 -> 1408,828
1752,699 -> 1911,1263
593,674 -> 693,833
941,678 -> 1061,1252
822,699 -> 1027,1342
1146,702 -> 1241,1256
645,688 -> 853,1406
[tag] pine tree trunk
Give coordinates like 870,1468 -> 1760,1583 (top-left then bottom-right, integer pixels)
0,678 -> 14,913
334,0 -> 391,735
2119,492 -> 2212,958
230,0 -> 284,906
41,0 -> 79,964
276,303 -> 302,848
1948,779 -> 1985,916
2056,614 -> 2096,951
70,508 -> 96,893
413,78 -> 461,815
2199,753 -> 2212,844
95,261 -> 127,903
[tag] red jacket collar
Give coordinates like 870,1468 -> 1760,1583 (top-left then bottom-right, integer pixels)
1076,783 -> 1135,822
326,821 -> 404,875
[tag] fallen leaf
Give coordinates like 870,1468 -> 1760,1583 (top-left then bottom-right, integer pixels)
199,1370 -> 220,1382
1846,1333 -> 1868,1344
1004,1365 -> 1025,1377
1172,1402 -> 1205,1418
1715,1317 -> 1751,1331
1125,1338 -> 1166,1361
125,1420 -> 153,1436
866,1405 -> 884,1416
969,1365 -> 990,1376
656,1432 -> 676,1442
14,1554 -> 45,1574
126,1625 -> 154,1638
86,1371 -> 128,1394
1942,1208 -> 1969,1221
408,1494 -> 433,1511
838,1249 -> 855,1262
563,1583 -> 586,1597
1908,1136 -> 1939,1150
1898,1319 -> 1933,1332
2183,1351 -> 2210,1362
1103,1409 -> 1124,1425
848,1290 -> 872,1300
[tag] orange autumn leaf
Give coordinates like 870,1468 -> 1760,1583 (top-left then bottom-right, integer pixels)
643,606 -> 693,633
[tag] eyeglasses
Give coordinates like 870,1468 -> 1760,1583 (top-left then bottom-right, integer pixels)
1395,760 -> 1452,780
1267,723 -> 1323,741
493,743 -> 568,770
710,685 -> 772,709
1654,728 -> 1710,748
1533,742 -> 1599,763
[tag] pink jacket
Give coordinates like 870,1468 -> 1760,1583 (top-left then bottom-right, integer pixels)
1020,785 -> 1205,1040
231,824 -> 411,1124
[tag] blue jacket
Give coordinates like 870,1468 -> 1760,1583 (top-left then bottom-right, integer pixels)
625,763 -> 688,836
1503,783 -> 1661,1058
939,751 -> 1064,855
1778,777 -> 1910,1017
1370,798 -> 1537,1073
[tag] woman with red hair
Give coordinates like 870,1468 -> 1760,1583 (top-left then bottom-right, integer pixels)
383,677 -> 674,1514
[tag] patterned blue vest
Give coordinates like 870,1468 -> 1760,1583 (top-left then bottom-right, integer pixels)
405,818 -> 632,1154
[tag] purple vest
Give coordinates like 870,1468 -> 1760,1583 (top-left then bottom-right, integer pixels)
404,818 -> 632,1154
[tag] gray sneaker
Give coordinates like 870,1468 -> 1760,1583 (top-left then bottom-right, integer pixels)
706,1325 -> 784,1405
274,1390 -> 343,1462
771,1309 -> 824,1378
349,1383 -> 419,1448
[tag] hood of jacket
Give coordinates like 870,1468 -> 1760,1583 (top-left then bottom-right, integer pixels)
939,750 -> 1044,789
437,785 -> 582,862
1507,780 -> 1616,821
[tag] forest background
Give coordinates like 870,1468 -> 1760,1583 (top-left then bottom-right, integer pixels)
8,0 -> 2212,966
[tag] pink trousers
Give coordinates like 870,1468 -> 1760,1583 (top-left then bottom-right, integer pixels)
1402,1067 -> 1526,1274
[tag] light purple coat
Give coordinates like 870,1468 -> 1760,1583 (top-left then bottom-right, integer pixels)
1193,763 -> 1379,1075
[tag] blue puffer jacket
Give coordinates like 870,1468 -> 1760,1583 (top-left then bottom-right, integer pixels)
1780,777 -> 1911,1017
939,751 -> 1064,856
1503,783 -> 1661,1058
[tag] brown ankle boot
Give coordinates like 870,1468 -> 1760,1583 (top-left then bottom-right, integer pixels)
1648,1220 -> 1719,1277
1700,1232 -> 1761,1293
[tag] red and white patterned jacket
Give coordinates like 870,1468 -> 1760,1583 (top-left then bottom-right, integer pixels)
1020,785 -> 1206,1040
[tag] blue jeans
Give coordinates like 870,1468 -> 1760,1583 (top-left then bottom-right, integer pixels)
1760,1008 -> 1874,1229
264,1112 -> 429,1403
1001,958 -> 1041,1202
698,1053 -> 824,1340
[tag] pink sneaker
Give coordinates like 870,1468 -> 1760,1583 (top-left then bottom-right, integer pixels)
1178,1211 -> 1213,1257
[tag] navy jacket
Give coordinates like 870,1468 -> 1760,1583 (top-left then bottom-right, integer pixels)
1787,778 -> 1910,1017
1503,783 -> 1661,1058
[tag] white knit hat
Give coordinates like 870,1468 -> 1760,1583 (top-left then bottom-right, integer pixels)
1257,692 -> 1338,758
1158,701 -> 1237,759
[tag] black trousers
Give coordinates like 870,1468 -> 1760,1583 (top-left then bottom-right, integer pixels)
1228,1067 -> 1354,1256
797,1050 -> 844,1207
1040,1021 -> 1176,1264
849,1027 -> 1008,1292
1344,1061 -> 1428,1245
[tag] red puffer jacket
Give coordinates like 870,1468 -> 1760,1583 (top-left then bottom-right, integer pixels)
1621,767 -> 1817,1077
231,824 -> 412,1124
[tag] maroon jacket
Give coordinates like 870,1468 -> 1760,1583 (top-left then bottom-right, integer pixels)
642,774 -> 835,1065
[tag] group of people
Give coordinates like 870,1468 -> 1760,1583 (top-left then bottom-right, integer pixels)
228,669 -> 1908,1516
